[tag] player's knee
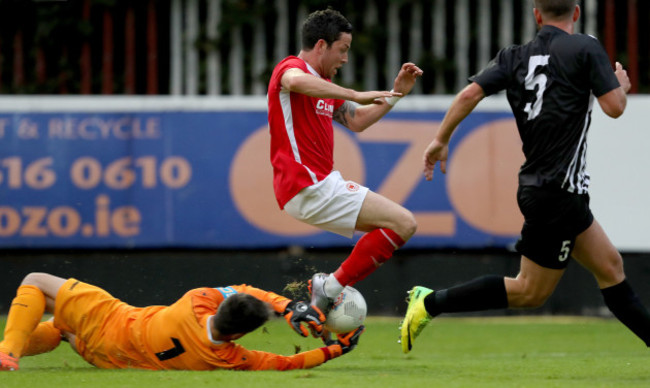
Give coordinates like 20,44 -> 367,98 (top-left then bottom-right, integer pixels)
396,210 -> 417,241
517,290 -> 551,308
596,254 -> 625,286
509,282 -> 552,308
21,272 -> 49,287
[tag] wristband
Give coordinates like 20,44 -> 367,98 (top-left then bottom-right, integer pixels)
320,344 -> 343,362
320,346 -> 332,361
385,89 -> 401,106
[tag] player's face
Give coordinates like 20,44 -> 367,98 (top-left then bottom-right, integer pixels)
323,33 -> 351,79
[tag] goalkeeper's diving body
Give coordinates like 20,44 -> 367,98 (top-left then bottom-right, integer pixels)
0,272 -> 363,371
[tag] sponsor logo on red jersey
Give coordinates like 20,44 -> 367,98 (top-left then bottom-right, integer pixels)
315,99 -> 334,118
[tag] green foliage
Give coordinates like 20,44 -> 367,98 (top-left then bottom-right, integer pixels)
2,316 -> 649,387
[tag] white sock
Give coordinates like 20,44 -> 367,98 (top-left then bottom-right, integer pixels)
324,274 -> 344,298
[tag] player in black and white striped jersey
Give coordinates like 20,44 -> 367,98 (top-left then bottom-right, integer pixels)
401,0 -> 650,353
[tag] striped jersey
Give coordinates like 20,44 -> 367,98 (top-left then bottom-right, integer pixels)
267,56 -> 345,208
470,25 -> 620,194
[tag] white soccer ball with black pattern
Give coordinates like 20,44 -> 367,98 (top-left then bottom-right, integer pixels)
324,286 -> 367,333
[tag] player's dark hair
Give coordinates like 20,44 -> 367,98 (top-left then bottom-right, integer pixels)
301,8 -> 352,50
213,293 -> 272,335
533,0 -> 578,19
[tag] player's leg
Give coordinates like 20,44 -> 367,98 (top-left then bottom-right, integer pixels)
294,174 -> 415,310
331,191 -> 416,287
401,186 -> 570,352
504,256 -> 565,308
425,255 -> 564,314
571,219 -> 650,346
314,191 -> 416,310
354,190 -> 417,238
61,331 -> 79,354
21,319 -> 63,357
400,256 -> 564,352
0,273 -> 66,370
571,219 -> 623,287
21,273 -> 68,311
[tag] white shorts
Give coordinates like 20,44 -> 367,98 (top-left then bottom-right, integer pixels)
284,171 -> 369,238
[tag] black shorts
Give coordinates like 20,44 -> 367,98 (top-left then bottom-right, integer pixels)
514,186 -> 594,270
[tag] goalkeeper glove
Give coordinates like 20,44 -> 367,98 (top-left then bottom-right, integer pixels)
321,325 -> 365,354
283,301 -> 325,337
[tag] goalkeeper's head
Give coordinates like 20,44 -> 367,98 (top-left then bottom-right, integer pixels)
213,293 -> 273,337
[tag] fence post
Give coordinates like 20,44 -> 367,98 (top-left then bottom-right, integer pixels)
229,24 -> 244,95
387,1 -> 399,89
252,0 -> 266,95
363,3 -> 378,91
627,0 -> 638,93
184,0 -> 199,95
147,0 -> 159,95
125,4 -> 136,94
13,30 -> 24,90
102,8 -> 114,94
432,0 -> 445,94
604,0 -> 616,65
455,0 -> 469,92
274,0 -> 289,66
80,0 -> 92,94
478,0 -> 491,68
522,2 -> 536,44
584,0 -> 597,37
409,1 -> 423,94
207,0 -> 221,95
170,0 -> 183,95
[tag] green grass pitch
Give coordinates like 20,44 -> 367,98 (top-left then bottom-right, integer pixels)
2,316 -> 649,387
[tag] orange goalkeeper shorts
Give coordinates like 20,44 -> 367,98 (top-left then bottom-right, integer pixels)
53,278 -> 137,368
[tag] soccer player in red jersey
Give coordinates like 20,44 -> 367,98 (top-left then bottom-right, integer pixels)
267,9 -> 423,313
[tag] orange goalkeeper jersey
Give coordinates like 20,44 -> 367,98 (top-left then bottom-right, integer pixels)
55,280 -> 337,370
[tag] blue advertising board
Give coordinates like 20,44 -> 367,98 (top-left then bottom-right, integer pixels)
0,101 -> 522,249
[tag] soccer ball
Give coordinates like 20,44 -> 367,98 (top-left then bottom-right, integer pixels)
324,286 -> 367,333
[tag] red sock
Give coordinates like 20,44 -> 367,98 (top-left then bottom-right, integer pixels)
333,228 -> 404,286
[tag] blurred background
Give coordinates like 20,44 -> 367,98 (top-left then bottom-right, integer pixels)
1,0 -> 649,317
0,0 -> 646,95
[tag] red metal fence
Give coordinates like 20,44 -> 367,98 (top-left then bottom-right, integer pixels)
0,0 -> 646,95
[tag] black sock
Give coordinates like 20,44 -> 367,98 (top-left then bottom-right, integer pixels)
601,280 -> 650,347
423,275 -> 508,316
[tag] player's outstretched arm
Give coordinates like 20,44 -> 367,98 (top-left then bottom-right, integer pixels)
423,82 -> 484,181
232,326 -> 365,371
281,68 -> 399,104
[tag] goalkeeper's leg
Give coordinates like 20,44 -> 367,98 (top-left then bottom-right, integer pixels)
21,319 -> 63,357
0,284 -> 46,368
0,273 -> 67,370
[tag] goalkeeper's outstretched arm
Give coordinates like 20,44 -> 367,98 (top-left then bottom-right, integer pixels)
231,326 -> 365,371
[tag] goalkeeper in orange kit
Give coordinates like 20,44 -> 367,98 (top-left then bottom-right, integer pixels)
0,272 -> 364,371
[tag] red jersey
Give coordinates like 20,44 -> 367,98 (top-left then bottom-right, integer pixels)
267,56 -> 345,208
